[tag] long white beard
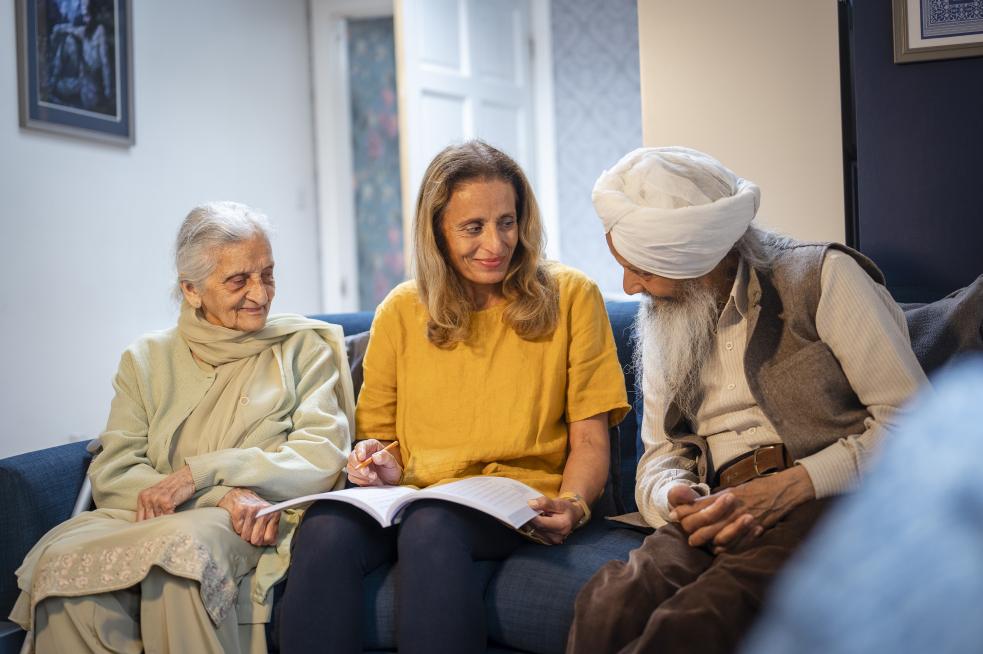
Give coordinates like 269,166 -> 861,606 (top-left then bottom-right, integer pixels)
632,282 -> 720,420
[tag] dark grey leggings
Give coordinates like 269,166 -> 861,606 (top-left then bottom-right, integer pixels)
279,498 -> 525,654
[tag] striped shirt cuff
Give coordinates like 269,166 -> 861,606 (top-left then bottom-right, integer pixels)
655,481 -> 711,521
797,442 -> 860,498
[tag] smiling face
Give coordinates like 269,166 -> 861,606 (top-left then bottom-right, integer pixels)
439,178 -> 519,305
181,235 -> 276,332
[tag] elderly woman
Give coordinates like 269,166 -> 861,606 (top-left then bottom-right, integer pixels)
278,141 -> 630,654
9,202 -> 354,653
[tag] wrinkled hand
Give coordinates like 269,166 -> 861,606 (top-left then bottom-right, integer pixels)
136,466 -> 195,521
669,467 -> 815,553
668,484 -> 761,553
218,488 -> 280,546
667,484 -> 703,512
522,496 -> 585,545
347,439 -> 402,487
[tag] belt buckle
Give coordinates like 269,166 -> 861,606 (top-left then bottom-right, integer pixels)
752,445 -> 779,478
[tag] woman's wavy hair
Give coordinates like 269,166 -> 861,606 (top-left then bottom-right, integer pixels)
413,140 -> 558,348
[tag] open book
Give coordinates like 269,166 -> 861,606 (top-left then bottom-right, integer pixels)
256,476 -> 542,529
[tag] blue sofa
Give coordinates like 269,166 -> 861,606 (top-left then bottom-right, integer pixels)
3,276 -> 981,654
0,300 -> 650,654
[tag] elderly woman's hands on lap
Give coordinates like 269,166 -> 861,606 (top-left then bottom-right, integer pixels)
218,488 -> 280,546
136,466 -> 195,521
135,467 -> 279,546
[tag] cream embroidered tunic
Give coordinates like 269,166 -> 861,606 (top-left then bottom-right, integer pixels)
10,308 -> 354,633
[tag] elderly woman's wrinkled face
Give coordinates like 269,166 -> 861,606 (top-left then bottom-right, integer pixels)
440,178 -> 518,294
183,235 -> 276,332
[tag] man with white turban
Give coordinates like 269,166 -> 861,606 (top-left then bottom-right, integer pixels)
566,147 -> 927,654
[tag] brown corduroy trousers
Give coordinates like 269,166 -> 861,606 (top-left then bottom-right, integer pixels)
567,499 -> 831,654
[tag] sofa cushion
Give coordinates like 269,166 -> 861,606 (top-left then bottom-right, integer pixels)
345,331 -> 371,401
602,301 -> 643,514
312,312 -> 375,338
485,522 -> 646,654
0,441 -> 92,618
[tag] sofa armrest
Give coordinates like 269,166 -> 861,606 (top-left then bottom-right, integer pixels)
0,441 -> 93,618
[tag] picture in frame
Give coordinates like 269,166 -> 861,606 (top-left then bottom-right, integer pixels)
16,0 -> 134,145
893,0 -> 983,63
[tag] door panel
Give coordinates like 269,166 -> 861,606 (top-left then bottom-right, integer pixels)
418,0 -> 461,71
420,91 -> 468,156
475,100 -> 522,160
471,1 -> 521,83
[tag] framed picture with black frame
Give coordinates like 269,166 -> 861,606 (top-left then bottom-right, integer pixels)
893,0 -> 983,63
15,0 -> 134,145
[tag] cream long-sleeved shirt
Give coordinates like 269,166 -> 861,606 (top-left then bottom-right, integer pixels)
636,251 -> 927,527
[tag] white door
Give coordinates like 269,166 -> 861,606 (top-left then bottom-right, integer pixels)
395,0 -> 540,266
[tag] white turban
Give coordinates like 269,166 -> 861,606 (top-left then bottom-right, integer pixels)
593,146 -> 760,279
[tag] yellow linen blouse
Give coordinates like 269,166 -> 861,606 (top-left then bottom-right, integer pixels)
355,264 -> 630,496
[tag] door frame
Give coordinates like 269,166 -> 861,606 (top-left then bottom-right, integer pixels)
309,0 -> 559,312
530,0 -> 560,261
310,0 -> 393,313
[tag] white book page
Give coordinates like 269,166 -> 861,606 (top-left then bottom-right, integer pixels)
257,486 -> 417,527
395,477 -> 541,528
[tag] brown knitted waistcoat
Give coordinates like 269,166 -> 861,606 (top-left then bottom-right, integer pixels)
664,239 -> 886,484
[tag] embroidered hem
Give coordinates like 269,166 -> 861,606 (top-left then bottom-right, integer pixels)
26,530 -> 237,627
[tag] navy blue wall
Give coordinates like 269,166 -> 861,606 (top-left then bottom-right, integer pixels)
846,0 -> 983,302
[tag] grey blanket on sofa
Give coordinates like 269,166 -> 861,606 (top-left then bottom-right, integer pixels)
904,274 -> 983,375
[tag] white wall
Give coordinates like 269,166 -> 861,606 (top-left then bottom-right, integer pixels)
0,1 -> 323,458
638,0 -> 845,242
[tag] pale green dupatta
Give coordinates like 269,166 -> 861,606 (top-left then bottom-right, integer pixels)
177,301 -> 356,453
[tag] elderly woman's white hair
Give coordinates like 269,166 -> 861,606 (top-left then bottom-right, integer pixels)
173,201 -> 272,300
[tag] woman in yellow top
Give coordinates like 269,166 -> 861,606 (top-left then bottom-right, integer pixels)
279,141 -> 629,654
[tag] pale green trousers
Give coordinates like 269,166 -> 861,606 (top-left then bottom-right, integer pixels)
31,567 -> 264,654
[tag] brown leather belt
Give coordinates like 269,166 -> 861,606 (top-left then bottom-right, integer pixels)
714,444 -> 793,490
